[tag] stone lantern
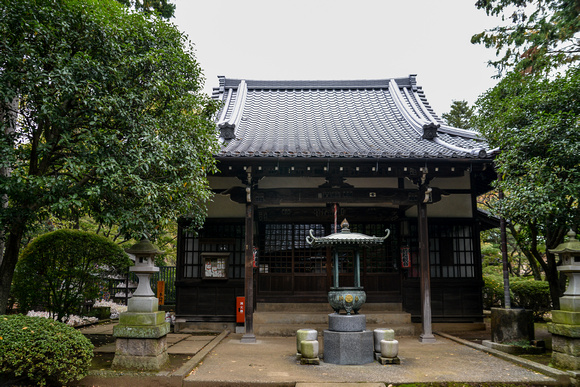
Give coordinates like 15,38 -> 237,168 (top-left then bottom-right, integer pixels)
548,230 -> 580,370
112,238 -> 170,370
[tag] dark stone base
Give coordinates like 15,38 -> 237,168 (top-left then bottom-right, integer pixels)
240,333 -> 257,343
490,307 -> 534,343
378,356 -> 400,365
553,333 -> 580,356
323,330 -> 373,365
552,351 -> 580,370
300,357 -> 320,365
551,331 -> 580,370
482,340 -> 545,355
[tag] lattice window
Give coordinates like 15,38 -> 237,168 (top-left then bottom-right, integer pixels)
180,222 -> 245,279
350,223 -> 397,274
293,224 -> 327,274
260,223 -> 326,274
406,221 -> 476,278
429,224 -> 475,278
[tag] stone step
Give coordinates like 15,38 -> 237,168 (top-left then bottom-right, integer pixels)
253,323 -> 417,337
256,302 -> 402,313
253,311 -> 411,325
253,302 -> 413,337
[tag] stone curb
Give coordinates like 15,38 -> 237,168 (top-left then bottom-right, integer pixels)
170,329 -> 230,383
435,331 -> 573,386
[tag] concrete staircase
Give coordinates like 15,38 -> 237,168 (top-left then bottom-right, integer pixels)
253,302 -> 417,337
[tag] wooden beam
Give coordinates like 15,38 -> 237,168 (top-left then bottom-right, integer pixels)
221,187 -> 448,206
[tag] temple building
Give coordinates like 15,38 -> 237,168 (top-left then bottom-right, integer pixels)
175,75 -> 496,334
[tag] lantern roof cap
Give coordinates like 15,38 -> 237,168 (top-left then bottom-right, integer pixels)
549,230 -> 580,255
306,219 -> 390,246
126,237 -> 163,255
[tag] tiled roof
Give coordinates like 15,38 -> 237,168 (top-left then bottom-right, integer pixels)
212,75 -> 492,159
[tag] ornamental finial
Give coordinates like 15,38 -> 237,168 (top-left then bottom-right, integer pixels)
340,219 -> 350,232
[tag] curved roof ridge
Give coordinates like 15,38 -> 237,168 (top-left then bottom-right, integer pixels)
218,80 -> 247,130
387,78 -> 427,135
218,77 -> 415,91
389,79 -> 487,157
438,124 -> 482,140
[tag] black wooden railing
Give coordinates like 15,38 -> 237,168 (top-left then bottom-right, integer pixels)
151,266 -> 176,305
129,266 -> 176,305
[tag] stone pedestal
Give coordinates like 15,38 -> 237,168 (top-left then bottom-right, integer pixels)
490,307 -> 534,343
112,306 -> 170,370
323,314 -> 373,365
547,230 -> 580,370
549,310 -> 580,369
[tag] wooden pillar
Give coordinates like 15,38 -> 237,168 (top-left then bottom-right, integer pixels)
499,189 -> 511,309
241,201 -> 256,343
418,201 -> 436,343
333,250 -> 339,288
354,248 -> 361,288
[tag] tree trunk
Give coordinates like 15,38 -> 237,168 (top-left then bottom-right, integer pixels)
527,253 -> 543,281
0,96 -> 19,268
545,252 -> 561,311
0,222 -> 26,314
507,223 -> 542,280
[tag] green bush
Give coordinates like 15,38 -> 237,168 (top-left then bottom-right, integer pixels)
482,274 -> 507,309
0,314 -> 94,386
12,229 -> 132,321
511,278 -> 552,320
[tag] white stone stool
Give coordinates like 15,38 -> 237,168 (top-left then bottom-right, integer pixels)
373,328 -> 395,352
300,340 -> 320,365
296,328 -> 318,355
379,339 -> 400,365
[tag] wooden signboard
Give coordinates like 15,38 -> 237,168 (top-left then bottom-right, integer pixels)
202,252 -> 229,279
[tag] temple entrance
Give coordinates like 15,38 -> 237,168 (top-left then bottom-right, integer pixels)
256,221 -> 401,303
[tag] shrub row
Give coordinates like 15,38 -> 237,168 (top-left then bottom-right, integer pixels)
482,274 -> 552,320
0,314 -> 94,386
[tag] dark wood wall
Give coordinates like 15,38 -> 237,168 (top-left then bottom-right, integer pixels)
175,279 -> 244,321
402,278 -> 484,322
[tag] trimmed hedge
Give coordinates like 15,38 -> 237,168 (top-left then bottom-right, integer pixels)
482,274 -> 508,309
482,274 -> 552,320
0,314 -> 94,386
511,279 -> 552,320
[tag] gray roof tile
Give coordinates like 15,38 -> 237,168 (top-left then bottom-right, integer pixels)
213,75 -> 491,159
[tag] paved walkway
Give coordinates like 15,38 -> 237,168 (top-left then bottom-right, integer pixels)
78,322 -> 574,386
184,333 -> 568,386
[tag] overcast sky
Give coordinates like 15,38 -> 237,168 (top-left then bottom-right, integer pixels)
172,0 -> 502,116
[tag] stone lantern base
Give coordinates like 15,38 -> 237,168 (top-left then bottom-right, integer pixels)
549,308 -> 580,370
112,301 -> 170,371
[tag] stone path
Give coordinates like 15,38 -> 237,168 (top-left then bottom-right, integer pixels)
78,322 -> 573,386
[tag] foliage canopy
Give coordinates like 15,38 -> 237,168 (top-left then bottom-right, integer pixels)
442,100 -> 475,129
0,0 -> 219,313
114,0 -> 175,19
472,0 -> 580,74
475,66 -> 580,307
